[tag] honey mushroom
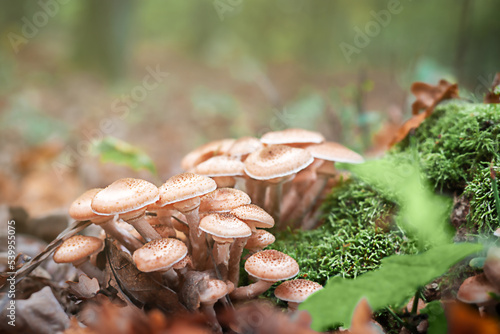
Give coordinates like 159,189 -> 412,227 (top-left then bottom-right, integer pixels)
190,155 -> 245,189
181,138 -> 235,171
199,279 -> 230,334
91,178 -> 161,242
244,229 -> 275,255
274,279 -> 323,311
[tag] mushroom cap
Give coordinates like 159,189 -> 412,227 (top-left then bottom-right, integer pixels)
199,279 -> 228,304
244,145 -> 314,180
316,161 -> 337,177
457,274 -> 498,304
133,238 -> 188,272
245,230 -> 276,250
261,128 -> 325,145
91,178 -> 159,216
157,173 -> 217,207
172,255 -> 192,270
228,136 -> 263,157
199,188 -> 251,212
53,235 -> 103,264
181,139 -> 235,170
199,213 -> 252,239
306,142 -> 364,164
245,250 -> 299,282
230,204 -> 274,229
69,188 -> 104,221
212,176 -> 236,188
274,279 -> 323,303
191,156 -> 245,177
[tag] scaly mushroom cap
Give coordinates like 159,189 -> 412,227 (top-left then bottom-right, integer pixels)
91,178 -> 159,216
245,250 -> 299,282
53,235 -> 103,264
157,173 -> 217,206
228,136 -> 263,157
173,255 -> 192,270
199,279 -> 229,304
69,188 -> 107,222
199,213 -> 252,239
245,230 -> 276,250
244,145 -> 314,180
133,238 -> 188,272
457,274 -> 498,304
181,139 -> 235,170
230,204 -> 274,229
199,188 -> 251,212
261,128 -> 325,145
191,156 -> 245,177
306,142 -> 364,164
274,279 -> 323,303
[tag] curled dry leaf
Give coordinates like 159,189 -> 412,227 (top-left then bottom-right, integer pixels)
484,73 -> 500,104
390,79 -> 459,146
179,270 -> 210,311
349,298 -> 383,334
67,274 -> 100,300
445,302 -> 500,334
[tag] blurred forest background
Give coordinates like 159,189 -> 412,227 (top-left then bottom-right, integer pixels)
0,0 -> 499,221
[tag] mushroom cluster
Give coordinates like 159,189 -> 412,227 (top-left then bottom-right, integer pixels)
53,128 -> 360,331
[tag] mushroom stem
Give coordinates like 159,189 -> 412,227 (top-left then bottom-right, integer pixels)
266,182 -> 283,223
287,302 -> 300,312
99,218 -> 143,252
74,259 -> 104,283
213,243 -> 231,279
200,302 -> 223,334
287,175 -> 328,229
228,236 -> 250,285
253,180 -> 267,208
184,208 -> 207,270
162,268 -> 180,289
126,214 -> 162,242
230,279 -> 274,300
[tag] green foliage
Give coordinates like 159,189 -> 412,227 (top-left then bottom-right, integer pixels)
421,301 -> 447,334
301,243 -> 482,331
92,136 -> 157,175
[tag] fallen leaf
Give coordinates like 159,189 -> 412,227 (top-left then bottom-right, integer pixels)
350,298 -> 383,334
179,270 -> 210,311
484,73 -> 500,104
67,274 -> 100,300
445,302 -> 500,334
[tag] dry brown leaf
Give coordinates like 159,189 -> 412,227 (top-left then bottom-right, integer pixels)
67,274 -> 100,300
445,302 -> 500,334
64,317 -> 96,334
179,270 -> 210,311
349,298 -> 384,334
484,73 -> 500,104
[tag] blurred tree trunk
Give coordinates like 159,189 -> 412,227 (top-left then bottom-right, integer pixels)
73,0 -> 134,80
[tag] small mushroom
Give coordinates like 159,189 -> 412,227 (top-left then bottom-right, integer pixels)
457,273 -> 499,317
274,279 -> 323,311
260,128 -> 325,148
230,250 -> 299,299
199,188 -> 251,213
244,230 -> 276,254
199,279 -> 229,334
181,138 -> 235,171
53,235 -> 104,282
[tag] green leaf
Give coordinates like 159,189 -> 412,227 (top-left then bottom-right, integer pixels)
421,301 -> 447,334
92,136 -> 157,175
300,242 -> 482,331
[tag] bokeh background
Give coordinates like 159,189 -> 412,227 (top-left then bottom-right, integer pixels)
0,0 -> 499,220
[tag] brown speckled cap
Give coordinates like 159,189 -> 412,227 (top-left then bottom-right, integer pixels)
181,139 -> 235,170
230,204 -> 274,229
261,128 -> 324,145
199,213 -> 252,239
228,136 -> 263,157
69,188 -> 106,221
306,142 -> 364,164
244,145 -> 313,180
157,173 -> 217,206
244,250 -> 299,282
53,235 -> 103,264
199,279 -> 228,304
274,279 -> 323,303
245,230 -> 276,250
457,274 -> 498,304
191,156 -> 245,177
172,255 -> 192,270
133,238 -> 188,272
199,188 -> 251,212
91,178 -> 159,216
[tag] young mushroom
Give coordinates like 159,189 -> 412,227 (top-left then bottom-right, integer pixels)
457,273 -> 499,317
244,230 -> 276,254
199,279 -> 229,334
199,188 -> 251,213
53,235 -> 104,282
157,173 -> 217,269
274,279 -> 323,311
260,128 -> 325,149
181,138 -> 235,171
91,178 -> 161,242
230,250 -> 299,300
190,156 -> 245,189
69,188 -> 143,252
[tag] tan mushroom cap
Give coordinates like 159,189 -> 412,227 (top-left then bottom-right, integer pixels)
199,279 -> 229,304
173,255 -> 192,270
91,178 -> 159,216
230,204 -> 274,229
157,173 -> 217,206
457,274 -> 498,304
245,250 -> 299,282
199,213 -> 252,239
181,139 -> 235,170
133,238 -> 188,272
53,235 -> 103,264
245,230 -> 276,250
199,188 -> 251,212
69,188 -> 107,222
228,136 -> 263,157
306,142 -> 364,164
274,279 -> 323,303
244,145 -> 314,180
261,128 -> 325,145
191,156 -> 245,177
